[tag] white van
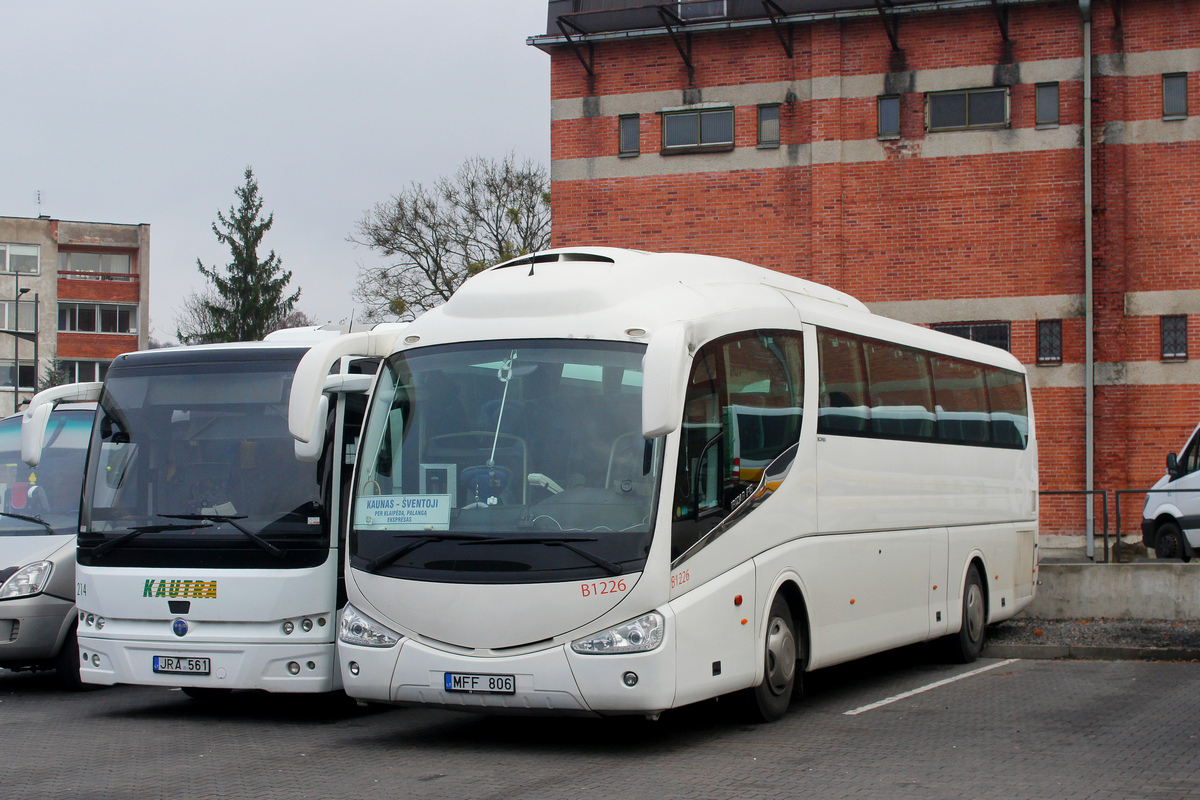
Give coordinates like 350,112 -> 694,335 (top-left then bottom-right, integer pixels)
0,404 -> 93,686
1142,422 -> 1200,562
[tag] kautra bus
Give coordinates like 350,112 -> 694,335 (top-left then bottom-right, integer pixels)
288,249 -> 1038,721
21,326 -> 403,697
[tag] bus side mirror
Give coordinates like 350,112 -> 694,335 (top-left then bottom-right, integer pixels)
289,328 -> 403,444
22,382 -> 104,467
1167,453 -> 1179,479
293,374 -> 375,462
642,321 -> 694,438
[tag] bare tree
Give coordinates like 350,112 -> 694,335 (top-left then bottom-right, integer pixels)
174,289 -> 223,345
351,154 -> 550,321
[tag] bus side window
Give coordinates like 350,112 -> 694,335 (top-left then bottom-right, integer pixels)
818,331 -> 869,435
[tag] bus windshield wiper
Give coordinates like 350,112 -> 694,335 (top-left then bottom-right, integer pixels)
464,536 -> 623,576
0,511 -> 55,535
361,532 -> 497,574
158,514 -> 287,560
92,522 -> 215,558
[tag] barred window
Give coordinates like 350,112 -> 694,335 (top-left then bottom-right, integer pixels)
1162,315 -> 1188,360
931,321 -> 1011,352
757,105 -> 780,148
619,115 -> 640,157
1164,74 -> 1188,120
1037,319 -> 1063,364
878,96 -> 901,139
928,88 -> 1008,131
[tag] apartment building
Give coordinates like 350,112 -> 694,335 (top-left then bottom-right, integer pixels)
0,216 -> 150,416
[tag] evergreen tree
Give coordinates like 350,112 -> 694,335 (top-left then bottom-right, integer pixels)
190,167 -> 299,343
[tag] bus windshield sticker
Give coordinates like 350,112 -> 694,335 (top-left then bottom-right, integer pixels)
355,495 -> 451,530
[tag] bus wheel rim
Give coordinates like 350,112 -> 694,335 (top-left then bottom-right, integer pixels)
965,583 -> 984,643
765,616 -> 796,695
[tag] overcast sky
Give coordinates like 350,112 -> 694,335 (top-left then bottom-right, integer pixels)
1,1 -> 550,342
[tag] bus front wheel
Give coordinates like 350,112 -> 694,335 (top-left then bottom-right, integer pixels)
743,594 -> 801,723
949,565 -> 986,663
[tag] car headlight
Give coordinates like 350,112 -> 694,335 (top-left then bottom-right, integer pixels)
0,561 -> 53,600
339,604 -> 401,648
571,611 -> 664,655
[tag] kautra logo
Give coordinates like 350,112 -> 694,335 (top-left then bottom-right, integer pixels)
143,580 -> 217,599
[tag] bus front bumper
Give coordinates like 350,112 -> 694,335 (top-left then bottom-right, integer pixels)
340,634 -> 676,716
77,634 -> 341,693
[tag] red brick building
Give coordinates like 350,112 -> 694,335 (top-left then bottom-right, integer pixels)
529,0 -> 1199,546
0,216 -> 150,416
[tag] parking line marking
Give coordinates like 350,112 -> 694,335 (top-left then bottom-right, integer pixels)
843,658 -> 1019,716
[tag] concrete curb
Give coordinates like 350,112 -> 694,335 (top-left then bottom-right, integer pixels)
983,644 -> 1200,661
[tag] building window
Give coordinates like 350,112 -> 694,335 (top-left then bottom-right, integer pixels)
0,361 -> 37,391
1036,83 -> 1060,127
757,104 -> 780,148
618,115 -> 640,157
58,302 -> 139,334
927,88 -> 1008,131
0,243 -> 39,275
661,107 -> 734,152
1163,73 -> 1188,119
931,321 -> 1011,352
678,1 -> 725,21
878,95 -> 901,139
1162,315 -> 1188,360
61,360 -> 110,383
1037,319 -> 1063,364
58,251 -> 133,281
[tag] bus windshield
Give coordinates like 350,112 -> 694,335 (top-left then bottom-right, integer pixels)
352,340 -> 660,583
0,409 -> 91,536
78,355 -> 329,569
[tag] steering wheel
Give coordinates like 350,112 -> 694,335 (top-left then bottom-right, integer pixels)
460,465 -> 512,508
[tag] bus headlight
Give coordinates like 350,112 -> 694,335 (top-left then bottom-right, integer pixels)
0,561 -> 52,600
339,605 -> 401,648
571,612 -> 664,655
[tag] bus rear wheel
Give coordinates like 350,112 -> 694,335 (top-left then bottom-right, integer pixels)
742,594 -> 801,723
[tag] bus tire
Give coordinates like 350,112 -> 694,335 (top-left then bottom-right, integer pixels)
53,624 -> 87,691
743,594 -> 800,723
1154,521 -> 1190,562
949,565 -> 986,663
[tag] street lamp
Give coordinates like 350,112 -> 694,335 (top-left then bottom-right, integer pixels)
12,283 -> 29,414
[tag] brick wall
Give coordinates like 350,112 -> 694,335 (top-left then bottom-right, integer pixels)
544,0 -> 1200,540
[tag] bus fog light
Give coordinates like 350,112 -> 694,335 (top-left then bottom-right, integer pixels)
91,654 -> 100,667
301,618 -> 313,632
571,612 -> 665,655
287,661 -> 301,675
623,671 -> 638,687
95,618 -> 105,630
348,661 -> 360,676
306,661 -> 316,670
318,617 -> 327,627
86,614 -> 95,627
339,605 -> 401,648
282,621 -> 294,635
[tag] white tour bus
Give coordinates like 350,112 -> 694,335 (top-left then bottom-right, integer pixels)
22,327 -> 403,696
289,248 -> 1037,721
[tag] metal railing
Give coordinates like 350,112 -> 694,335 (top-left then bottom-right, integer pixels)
57,270 -> 137,283
1039,489 -> 1108,561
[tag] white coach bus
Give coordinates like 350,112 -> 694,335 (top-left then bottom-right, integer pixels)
22,327 -> 402,697
289,248 -> 1037,721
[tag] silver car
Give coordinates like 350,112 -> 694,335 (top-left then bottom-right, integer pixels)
0,404 -> 92,688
